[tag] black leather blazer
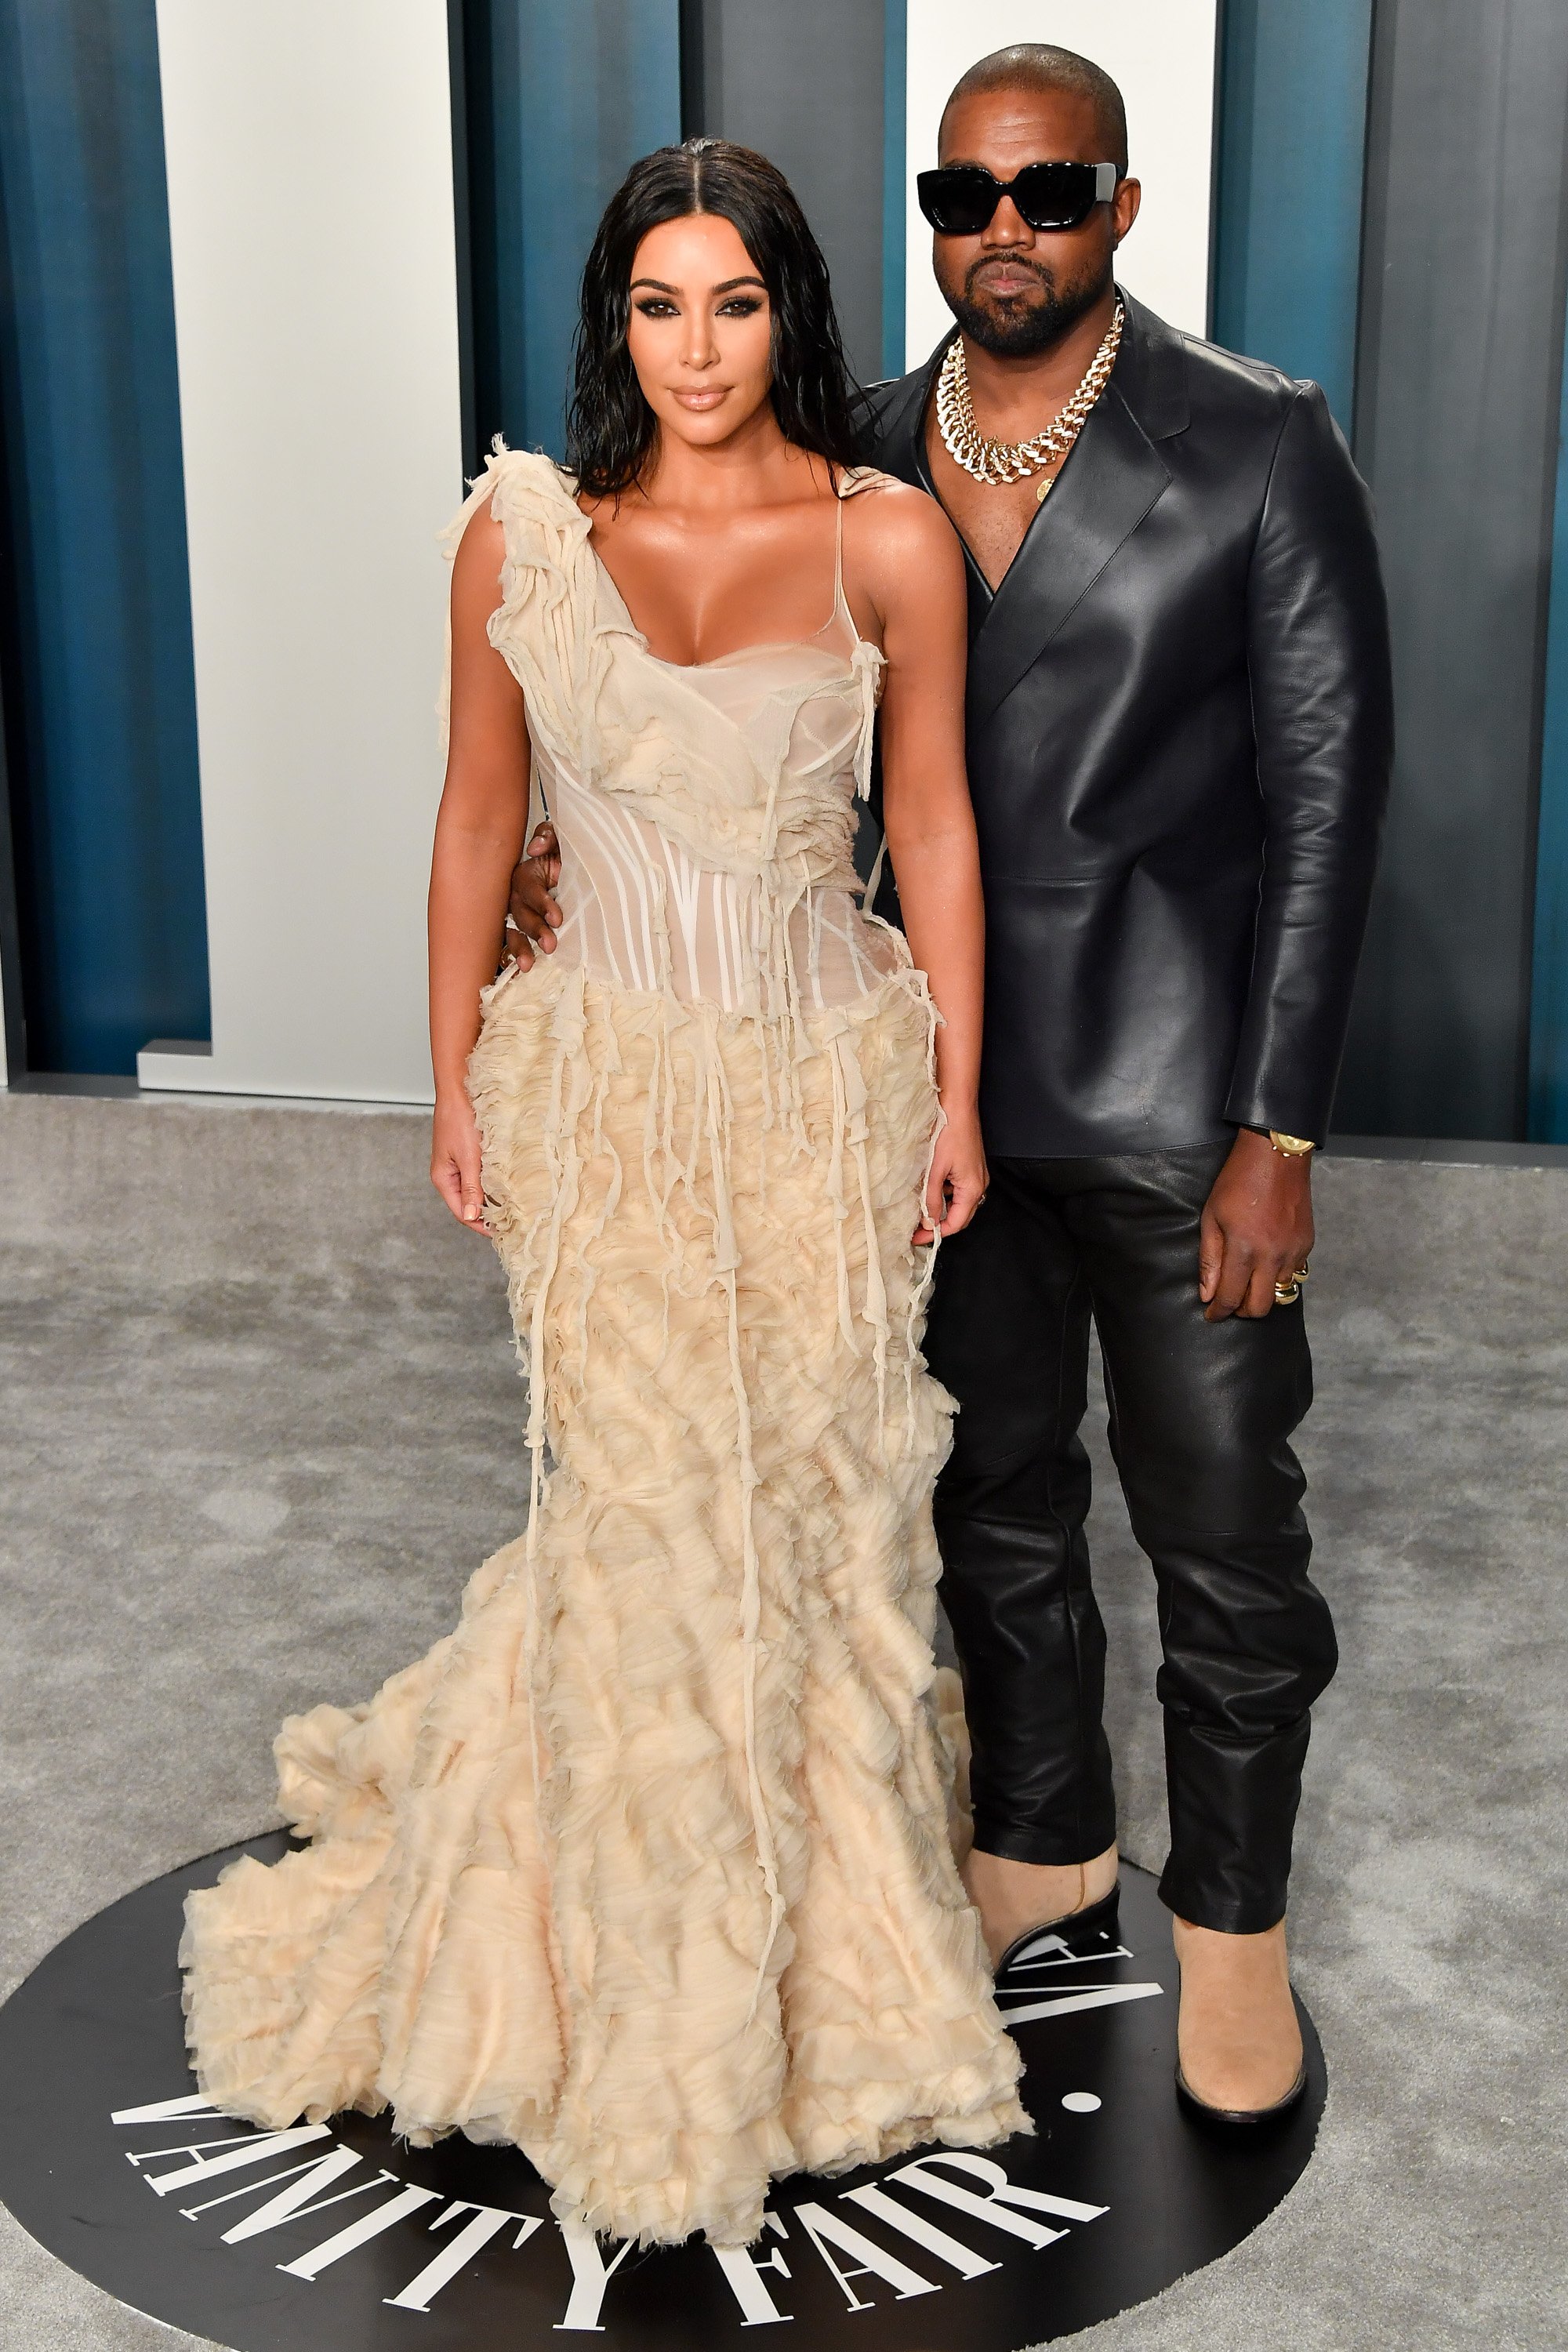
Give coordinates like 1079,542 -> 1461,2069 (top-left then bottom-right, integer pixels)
862,291 -> 1394,1156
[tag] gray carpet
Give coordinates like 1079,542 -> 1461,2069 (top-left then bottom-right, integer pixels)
0,1092 -> 1562,2350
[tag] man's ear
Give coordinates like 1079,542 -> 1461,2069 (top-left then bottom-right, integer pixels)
1112,178 -> 1141,247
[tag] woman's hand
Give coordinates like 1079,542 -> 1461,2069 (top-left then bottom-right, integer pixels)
430,1088 -> 490,1233
915,1102 -> 989,1245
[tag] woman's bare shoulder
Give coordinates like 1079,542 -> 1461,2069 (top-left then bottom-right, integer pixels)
844,472 -> 964,608
452,495 -> 508,610
845,470 -> 957,544
455,492 -> 507,565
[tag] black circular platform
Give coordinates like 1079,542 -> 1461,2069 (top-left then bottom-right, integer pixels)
0,1838 -> 1322,2348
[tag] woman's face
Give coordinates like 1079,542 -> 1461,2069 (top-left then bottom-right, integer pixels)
625,212 -> 775,452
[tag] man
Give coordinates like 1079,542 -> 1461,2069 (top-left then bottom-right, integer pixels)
507,45 -> 1392,2123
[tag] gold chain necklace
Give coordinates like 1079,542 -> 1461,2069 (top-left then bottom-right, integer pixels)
936,299 -> 1124,499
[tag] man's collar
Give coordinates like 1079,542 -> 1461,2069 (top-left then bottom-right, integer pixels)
862,339 -> 948,480
1109,288 -> 1190,442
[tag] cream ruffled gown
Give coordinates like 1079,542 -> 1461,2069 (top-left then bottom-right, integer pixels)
180,449 -> 1026,2249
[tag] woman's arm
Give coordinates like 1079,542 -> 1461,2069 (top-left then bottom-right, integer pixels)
428,501 -> 532,1229
854,485 -> 987,1243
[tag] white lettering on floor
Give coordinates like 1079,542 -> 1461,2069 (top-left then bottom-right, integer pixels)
792,2201 -> 940,2311
213,2148 -> 396,2242
110,2094 -> 226,2125
996,1981 -> 1163,2027
554,2221 -> 636,2331
710,2212 -> 793,2325
386,2203 -> 544,2314
278,2183 -> 442,2280
111,2097 -> 1112,2328
888,2151 -> 1108,2239
129,2124 -> 335,2195
839,2182 -> 1003,2278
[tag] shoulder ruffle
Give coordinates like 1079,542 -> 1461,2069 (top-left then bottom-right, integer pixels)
837,465 -> 902,498
437,446 -> 612,775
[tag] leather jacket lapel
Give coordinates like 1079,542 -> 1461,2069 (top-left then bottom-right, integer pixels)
965,381 -> 1172,736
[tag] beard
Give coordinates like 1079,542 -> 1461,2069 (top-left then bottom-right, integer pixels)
941,252 -> 1112,358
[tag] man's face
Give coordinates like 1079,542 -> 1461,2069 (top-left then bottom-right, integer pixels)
932,87 -> 1138,357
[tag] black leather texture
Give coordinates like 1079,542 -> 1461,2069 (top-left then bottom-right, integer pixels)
862,292 -> 1395,1156
924,1145 -> 1338,1936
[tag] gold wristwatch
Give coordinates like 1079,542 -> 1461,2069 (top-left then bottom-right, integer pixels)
1267,1131 -> 1316,1157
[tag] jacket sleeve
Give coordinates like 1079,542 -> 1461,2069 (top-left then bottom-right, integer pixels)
1223,383 -> 1394,1143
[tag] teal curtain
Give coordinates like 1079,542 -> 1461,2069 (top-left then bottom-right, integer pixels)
0,0 -> 207,1074
460,0 -> 682,464
1210,0 -> 1374,431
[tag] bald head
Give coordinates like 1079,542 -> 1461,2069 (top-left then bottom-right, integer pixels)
941,44 -> 1128,178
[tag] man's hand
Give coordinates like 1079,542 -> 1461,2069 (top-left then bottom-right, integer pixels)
1198,1129 -> 1315,1320
504,821 -> 562,970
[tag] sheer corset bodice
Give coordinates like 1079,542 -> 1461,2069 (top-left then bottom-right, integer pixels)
540,750 -> 904,1011
456,451 -> 906,1019
535,611 -> 905,1008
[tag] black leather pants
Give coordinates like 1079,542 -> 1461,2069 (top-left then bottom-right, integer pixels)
924,1143 -> 1336,1935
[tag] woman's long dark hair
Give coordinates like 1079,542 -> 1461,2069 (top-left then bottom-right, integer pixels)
566,139 -> 863,497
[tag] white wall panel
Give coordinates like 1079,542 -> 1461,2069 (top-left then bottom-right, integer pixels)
143,0 -> 463,1103
905,2 -> 1219,370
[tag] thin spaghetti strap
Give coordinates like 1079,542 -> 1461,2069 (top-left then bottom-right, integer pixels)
833,485 -> 846,612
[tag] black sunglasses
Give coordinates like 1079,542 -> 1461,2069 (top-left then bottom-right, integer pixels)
916,161 -> 1119,238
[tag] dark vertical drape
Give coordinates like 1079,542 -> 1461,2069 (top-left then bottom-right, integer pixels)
1210,0 -> 1374,433
682,0 -> 890,388
879,0 -> 905,383
1528,310 -> 1568,1141
0,626 -> 22,1076
1336,0 -> 1568,1139
0,0 -> 208,1075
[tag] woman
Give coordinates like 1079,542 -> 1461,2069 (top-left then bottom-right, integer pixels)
180,138 -> 1025,2250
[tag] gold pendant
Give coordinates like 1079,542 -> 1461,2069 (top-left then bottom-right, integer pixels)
1036,477 -> 1052,503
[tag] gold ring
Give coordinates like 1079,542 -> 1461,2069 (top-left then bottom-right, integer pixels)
1273,1279 -> 1301,1305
